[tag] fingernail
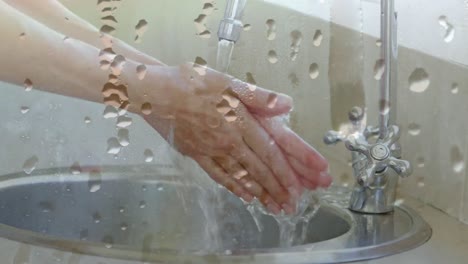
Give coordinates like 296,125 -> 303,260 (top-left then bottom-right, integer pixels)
319,171 -> 333,187
267,203 -> 281,215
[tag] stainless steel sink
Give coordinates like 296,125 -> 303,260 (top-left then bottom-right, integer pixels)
0,166 -> 431,263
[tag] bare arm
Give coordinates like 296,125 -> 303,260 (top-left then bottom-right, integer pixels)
3,0 -> 163,66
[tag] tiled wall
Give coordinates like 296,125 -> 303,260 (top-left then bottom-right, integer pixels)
1,0 -> 467,224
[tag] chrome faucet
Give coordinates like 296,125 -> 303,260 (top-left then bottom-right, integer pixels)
217,0 -> 247,42
324,0 -> 412,214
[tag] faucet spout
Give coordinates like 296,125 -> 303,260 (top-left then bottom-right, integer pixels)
217,0 -> 248,42
379,0 -> 398,140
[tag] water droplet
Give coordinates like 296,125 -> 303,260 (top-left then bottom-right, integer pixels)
80,229 -> 88,240
417,176 -> 425,188
288,73 -> 300,86
309,63 -> 319,79
70,162 -> 82,175
194,14 -> 208,32
409,68 -> 430,93
88,171 -> 102,193
417,157 -> 425,168
19,32 -> 26,40
107,137 -> 121,154
119,206 -> 125,213
136,64 -> 147,80
141,102 -> 152,115
100,25 -> 116,35
103,105 -> 118,119
116,116 -> 132,128
222,88 -> 240,108
313,30 -> 323,47
198,30 -> 211,39
20,106 -> 30,114
267,93 -> 278,109
438,16 -> 455,43
117,129 -> 130,147
374,59 -> 385,80
135,19 -> 149,43
84,116 -> 92,124
266,19 -> 276,40
243,24 -> 252,31
224,110 -> 238,122
193,57 -> 207,76
232,170 -> 248,180
110,55 -> 126,76
23,156 -> 38,174
290,30 -> 303,61
38,201 -> 54,213
120,223 -> 128,231
268,50 -> 278,64
101,15 -> 118,26
216,99 -> 231,115
142,185 -> 147,191
102,235 -> 114,248
144,149 -> 154,162
24,78 -> 33,91
139,201 -> 147,209
93,212 -> 102,223
451,146 -> 465,173
202,3 -> 215,14
451,83 -> 459,94
408,123 -> 421,136
376,39 -> 382,47
157,184 -> 164,191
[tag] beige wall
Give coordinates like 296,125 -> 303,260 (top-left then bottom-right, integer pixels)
1,0 -> 467,224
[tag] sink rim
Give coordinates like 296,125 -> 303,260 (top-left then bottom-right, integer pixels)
0,166 -> 432,264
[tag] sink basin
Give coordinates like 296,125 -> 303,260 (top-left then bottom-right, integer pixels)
0,166 -> 431,263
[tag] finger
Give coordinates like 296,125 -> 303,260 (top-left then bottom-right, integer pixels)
213,156 -> 290,214
257,116 -> 329,172
230,143 -> 291,208
229,80 -> 293,117
288,156 -> 333,188
300,177 -> 319,190
236,111 -> 303,204
194,155 -> 254,203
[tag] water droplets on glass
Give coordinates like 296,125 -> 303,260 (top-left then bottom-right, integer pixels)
103,105 -> 118,119
141,102 -> 152,115
23,155 -> 38,174
408,123 -> 421,136
135,19 -> 149,43
451,82 -> 459,94
266,19 -> 276,40
438,16 -> 455,43
19,32 -> 26,40
24,78 -> 33,92
107,137 -> 121,154
309,63 -> 319,79
139,201 -> 147,209
267,50 -> 278,64
70,162 -> 82,175
136,64 -> 147,80
409,68 -> 430,93
290,30 -> 303,61
92,212 -> 102,223
116,116 -> 132,128
313,30 -> 323,47
144,149 -> 154,163
267,93 -> 278,109
243,24 -> 252,31
20,106 -> 30,114
193,57 -> 208,76
88,171 -> 102,193
450,146 -> 465,173
117,129 -> 130,147
84,116 -> 92,124
194,14 -> 211,39
417,156 -> 425,168
374,59 -> 385,80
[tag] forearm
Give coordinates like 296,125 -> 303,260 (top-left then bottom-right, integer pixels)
0,1 -> 165,114
3,0 -> 164,66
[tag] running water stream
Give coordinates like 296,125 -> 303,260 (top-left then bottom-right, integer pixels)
215,37 -> 322,247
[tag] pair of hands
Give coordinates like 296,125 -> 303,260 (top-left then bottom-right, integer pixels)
141,63 -> 332,214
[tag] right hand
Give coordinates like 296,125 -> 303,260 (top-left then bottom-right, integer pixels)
141,63 -> 331,214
